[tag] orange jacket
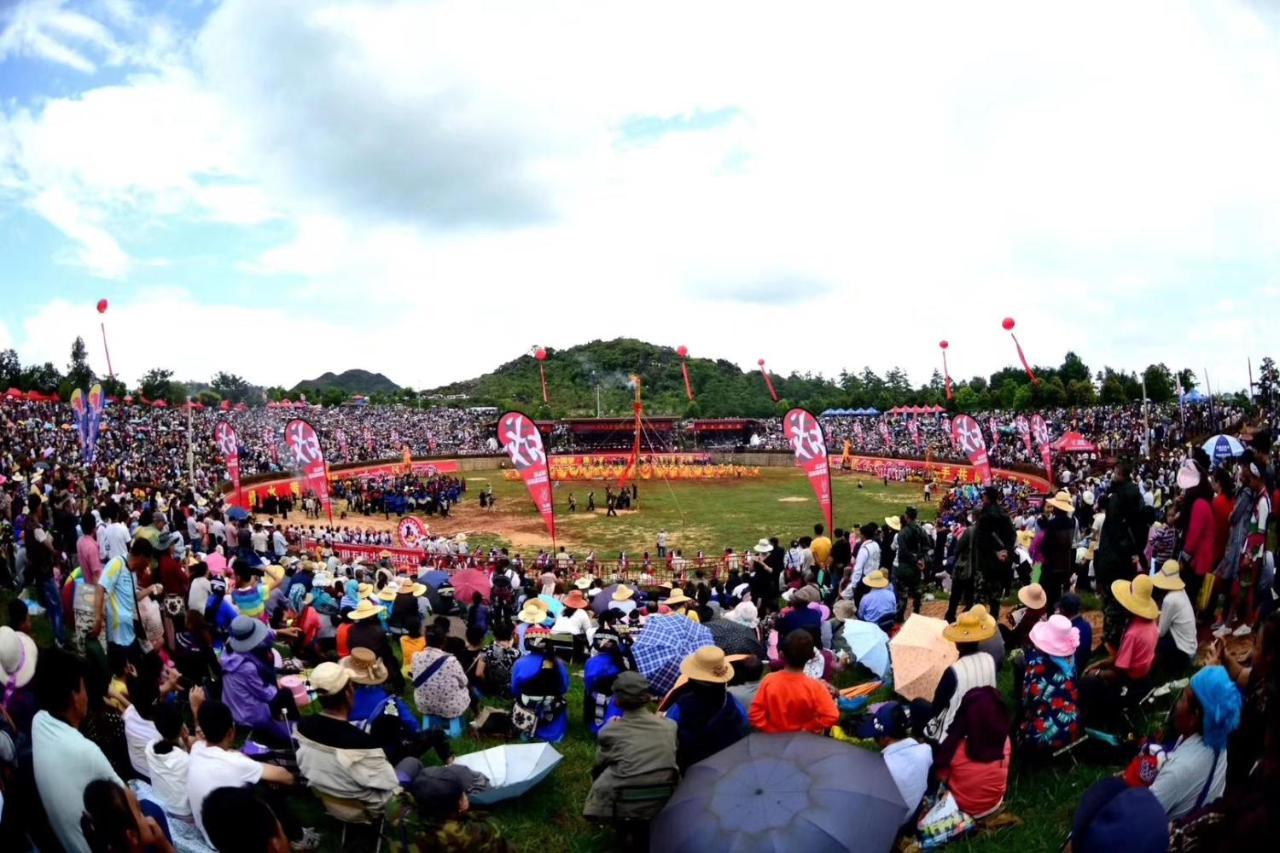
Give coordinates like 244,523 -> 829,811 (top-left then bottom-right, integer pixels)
748,670 -> 839,735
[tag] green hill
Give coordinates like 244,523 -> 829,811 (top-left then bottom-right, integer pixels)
292,369 -> 401,398
421,338 -> 861,418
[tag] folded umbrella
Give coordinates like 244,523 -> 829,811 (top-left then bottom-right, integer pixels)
452,743 -> 563,806
227,506 -> 249,522
451,568 -> 492,603
419,570 -> 450,589
841,620 -> 890,679
633,614 -> 713,695
888,614 -> 957,702
652,732 -> 907,853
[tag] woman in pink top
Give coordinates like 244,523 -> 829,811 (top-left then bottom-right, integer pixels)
1178,465 -> 1216,608
76,512 -> 104,585
1079,576 -> 1160,729
205,546 -> 228,578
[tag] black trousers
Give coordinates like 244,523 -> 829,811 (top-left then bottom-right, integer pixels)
945,577 -> 975,623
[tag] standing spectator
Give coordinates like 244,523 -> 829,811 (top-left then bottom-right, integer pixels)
1096,463 -> 1150,649
1040,491 -> 1077,614
972,487 -> 1016,619
100,539 -> 156,662
24,496 -> 64,645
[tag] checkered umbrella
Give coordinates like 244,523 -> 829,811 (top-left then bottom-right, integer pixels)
633,615 -> 713,695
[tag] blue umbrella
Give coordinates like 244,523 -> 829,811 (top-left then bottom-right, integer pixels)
452,743 -> 563,805
419,570 -> 450,589
632,615 -> 713,695
652,733 -> 907,853
1202,434 -> 1245,465
227,506 -> 249,522
841,620 -> 890,679
537,594 -> 565,617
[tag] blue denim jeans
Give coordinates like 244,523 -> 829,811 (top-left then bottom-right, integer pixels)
38,576 -> 64,645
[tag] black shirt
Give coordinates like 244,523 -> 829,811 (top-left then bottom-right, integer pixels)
297,713 -> 379,749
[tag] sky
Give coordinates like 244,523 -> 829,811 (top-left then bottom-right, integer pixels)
2,0 -> 1279,393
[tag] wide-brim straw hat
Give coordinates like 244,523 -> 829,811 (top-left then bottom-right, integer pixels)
679,646 -> 735,684
1112,575 -> 1160,620
349,599 -> 385,621
377,583 -> 400,602
967,604 -> 998,632
1018,583 -> 1048,610
663,589 -> 693,607
563,590 -> 590,610
1047,490 -> 1075,514
518,603 -> 548,624
943,608 -> 998,643
753,538 -> 772,554
884,516 -> 902,531
1151,560 -> 1186,591
227,615 -> 271,652
410,582 -> 428,597
343,647 -> 389,685
357,583 -> 374,600
1081,490 -> 1096,506
1029,614 -> 1081,658
863,570 -> 889,589
574,577 -> 592,590
612,585 -> 635,601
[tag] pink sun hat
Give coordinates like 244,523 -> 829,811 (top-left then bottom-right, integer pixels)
1029,614 -> 1080,658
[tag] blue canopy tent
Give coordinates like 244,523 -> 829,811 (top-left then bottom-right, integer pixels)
1180,389 -> 1208,404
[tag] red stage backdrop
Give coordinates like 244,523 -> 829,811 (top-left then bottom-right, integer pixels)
783,407 -> 834,533
284,418 -> 332,522
498,411 -> 557,542
950,414 -> 993,485
214,420 -> 242,506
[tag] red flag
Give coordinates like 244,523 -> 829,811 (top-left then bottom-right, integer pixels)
681,360 -> 694,401
1011,334 -> 1038,384
988,417 -> 1000,451
498,411 -> 556,542
950,414 -> 992,485
215,420 -> 242,506
783,408 -> 833,533
284,418 -> 332,523
1030,414 -> 1053,484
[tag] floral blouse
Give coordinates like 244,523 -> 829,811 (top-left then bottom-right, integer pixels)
1018,648 -> 1082,752
411,647 -> 470,719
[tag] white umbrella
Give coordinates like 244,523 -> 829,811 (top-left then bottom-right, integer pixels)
453,743 -> 564,805
1202,434 -> 1245,465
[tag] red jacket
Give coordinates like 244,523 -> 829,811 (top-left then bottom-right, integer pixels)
1183,497 -> 1216,576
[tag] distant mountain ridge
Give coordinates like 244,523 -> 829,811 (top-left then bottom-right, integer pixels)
291,369 -> 401,397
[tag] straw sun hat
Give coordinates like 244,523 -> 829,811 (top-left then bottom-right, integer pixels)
1046,490 -> 1075,514
679,646 -> 736,684
1111,574 -> 1160,620
1151,559 -> 1186,592
343,647 -> 389,686
863,570 -> 890,589
348,598 -> 385,621
943,607 -> 998,644
1017,583 -> 1048,610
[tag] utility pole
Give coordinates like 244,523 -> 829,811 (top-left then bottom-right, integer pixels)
593,371 -> 601,418
186,395 -> 195,485
1141,376 -> 1151,459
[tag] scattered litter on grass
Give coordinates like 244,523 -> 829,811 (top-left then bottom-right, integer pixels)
777,496 -> 809,502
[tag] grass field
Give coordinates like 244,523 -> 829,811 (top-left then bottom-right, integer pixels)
2,472 -> 1138,853
408,468 -> 938,557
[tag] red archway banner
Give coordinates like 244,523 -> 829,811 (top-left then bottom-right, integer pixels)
783,408 -> 833,534
499,411 -> 557,543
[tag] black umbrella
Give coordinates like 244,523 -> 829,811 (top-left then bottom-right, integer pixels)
651,733 -> 907,853
705,618 -> 764,657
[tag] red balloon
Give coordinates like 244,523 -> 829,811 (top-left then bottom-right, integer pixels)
1001,317 -> 1015,331
676,345 -> 688,359
939,340 -> 949,350
534,348 -> 547,362
757,358 -> 766,367
96,299 -> 108,314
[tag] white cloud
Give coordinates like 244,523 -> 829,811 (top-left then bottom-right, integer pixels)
4,0 -> 1280,391
0,0 -> 123,72
28,186 -> 130,277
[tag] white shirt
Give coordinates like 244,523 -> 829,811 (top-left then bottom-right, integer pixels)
123,704 -> 160,779
552,607 -> 592,636
188,741 -> 265,844
189,576 -> 213,613
145,739 -> 192,817
882,738 -> 933,819
849,540 -> 881,592
272,531 -> 288,557
100,521 -> 131,562
32,710 -> 124,853
1158,589 -> 1198,657
1150,734 -> 1227,820
251,530 -> 269,552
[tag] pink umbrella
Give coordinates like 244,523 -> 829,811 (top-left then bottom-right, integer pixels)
451,568 -> 492,603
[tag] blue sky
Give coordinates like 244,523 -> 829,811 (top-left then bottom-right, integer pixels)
2,0 -> 1279,392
